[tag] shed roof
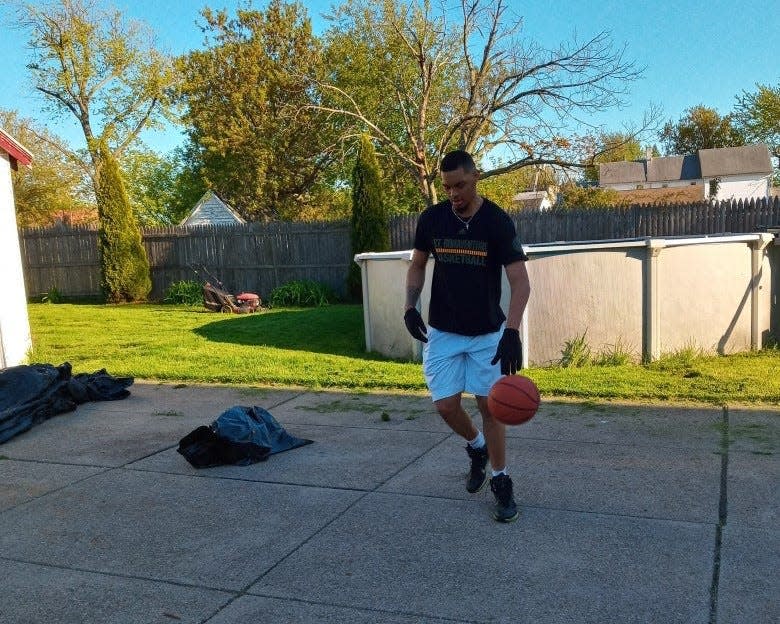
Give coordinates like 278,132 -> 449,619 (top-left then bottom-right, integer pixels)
180,190 -> 245,226
698,143 -> 772,178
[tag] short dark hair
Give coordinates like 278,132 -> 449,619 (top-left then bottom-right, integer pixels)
441,150 -> 477,174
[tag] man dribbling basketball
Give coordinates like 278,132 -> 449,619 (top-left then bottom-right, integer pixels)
404,150 -> 531,523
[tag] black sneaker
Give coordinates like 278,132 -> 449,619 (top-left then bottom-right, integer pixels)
490,474 -> 519,523
465,444 -> 489,493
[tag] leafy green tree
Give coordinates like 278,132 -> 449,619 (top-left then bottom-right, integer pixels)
178,0 -> 339,221
19,0 -> 175,188
660,105 -> 744,155
477,166 -> 558,209
17,0 -> 172,295
165,143 -> 210,221
348,135 -> 388,300
733,83 -> 780,183
0,109 -> 93,226
120,147 -> 204,225
318,0 -> 650,207
582,133 -> 644,184
96,145 -> 151,302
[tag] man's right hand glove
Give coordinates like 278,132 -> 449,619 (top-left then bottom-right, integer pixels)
490,327 -> 522,375
404,308 -> 428,342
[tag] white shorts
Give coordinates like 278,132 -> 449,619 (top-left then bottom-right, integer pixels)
422,326 -> 503,402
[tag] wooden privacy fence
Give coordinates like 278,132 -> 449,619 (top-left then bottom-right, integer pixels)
20,221 -> 351,301
19,197 -> 780,300
390,196 -> 780,248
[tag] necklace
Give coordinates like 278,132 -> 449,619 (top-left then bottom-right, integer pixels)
452,207 -> 475,232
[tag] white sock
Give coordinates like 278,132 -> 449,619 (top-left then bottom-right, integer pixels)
492,467 -> 508,477
468,431 -> 485,449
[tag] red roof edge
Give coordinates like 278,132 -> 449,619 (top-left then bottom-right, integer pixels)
0,128 -> 33,167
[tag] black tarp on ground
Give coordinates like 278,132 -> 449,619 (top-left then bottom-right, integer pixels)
0,362 -> 133,444
177,405 -> 313,468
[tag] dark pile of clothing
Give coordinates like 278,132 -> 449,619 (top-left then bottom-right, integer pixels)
0,362 -> 133,444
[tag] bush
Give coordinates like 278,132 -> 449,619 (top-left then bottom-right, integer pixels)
41,286 -> 64,304
270,280 -> 336,307
164,280 -> 202,305
96,146 -> 151,302
348,135 -> 389,301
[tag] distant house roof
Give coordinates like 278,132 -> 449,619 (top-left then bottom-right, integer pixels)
0,127 -> 33,170
180,191 -> 245,227
646,155 -> 701,182
599,143 -> 773,186
598,161 -> 645,185
698,143 -> 773,178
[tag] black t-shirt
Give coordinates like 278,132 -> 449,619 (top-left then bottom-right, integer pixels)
413,198 -> 528,336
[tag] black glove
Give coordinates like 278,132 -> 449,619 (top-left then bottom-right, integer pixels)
491,328 -> 522,375
404,308 -> 428,342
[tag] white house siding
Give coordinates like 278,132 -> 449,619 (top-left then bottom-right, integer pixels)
646,180 -> 697,190
606,181 -> 687,192
705,174 -> 771,201
0,152 -> 32,367
605,182 -> 644,191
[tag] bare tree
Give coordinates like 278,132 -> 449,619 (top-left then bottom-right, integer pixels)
318,0 -> 657,206
16,0 -> 174,189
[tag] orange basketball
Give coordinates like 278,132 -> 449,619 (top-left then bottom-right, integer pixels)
488,375 -> 540,425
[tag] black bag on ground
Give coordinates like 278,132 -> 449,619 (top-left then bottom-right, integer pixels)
177,405 -> 312,469
176,425 -> 270,468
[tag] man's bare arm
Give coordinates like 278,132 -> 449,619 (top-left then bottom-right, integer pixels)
504,260 -> 531,329
405,249 -> 430,310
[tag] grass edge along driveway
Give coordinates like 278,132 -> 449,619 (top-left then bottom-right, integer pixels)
27,303 -> 780,406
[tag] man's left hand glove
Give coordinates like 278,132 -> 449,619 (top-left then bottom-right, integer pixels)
490,328 -> 522,375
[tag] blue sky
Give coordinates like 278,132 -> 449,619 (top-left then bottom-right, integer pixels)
1,0 -> 778,154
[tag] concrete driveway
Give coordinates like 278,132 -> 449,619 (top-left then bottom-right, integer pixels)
0,382 -> 777,623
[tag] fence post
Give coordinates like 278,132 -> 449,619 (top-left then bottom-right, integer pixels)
644,239 -> 665,362
750,233 -> 775,349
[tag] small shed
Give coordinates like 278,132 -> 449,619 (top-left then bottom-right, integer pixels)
511,190 -> 554,211
0,127 -> 33,368
179,190 -> 245,227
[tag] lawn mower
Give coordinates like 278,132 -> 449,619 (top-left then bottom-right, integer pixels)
191,265 -> 261,314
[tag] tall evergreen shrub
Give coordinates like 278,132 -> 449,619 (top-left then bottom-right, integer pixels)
96,146 -> 152,302
348,135 -> 389,300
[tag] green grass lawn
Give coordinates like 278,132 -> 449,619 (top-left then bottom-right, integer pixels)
27,303 -> 780,405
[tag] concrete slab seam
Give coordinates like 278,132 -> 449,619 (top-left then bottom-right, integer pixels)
370,488 -> 719,528
116,443 -> 181,468
262,391 -> 307,410
708,405 -> 730,624
121,465 -> 377,493
0,464 -> 113,517
0,455 -> 114,469
220,591 -> 482,624
0,553 -> 235,595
